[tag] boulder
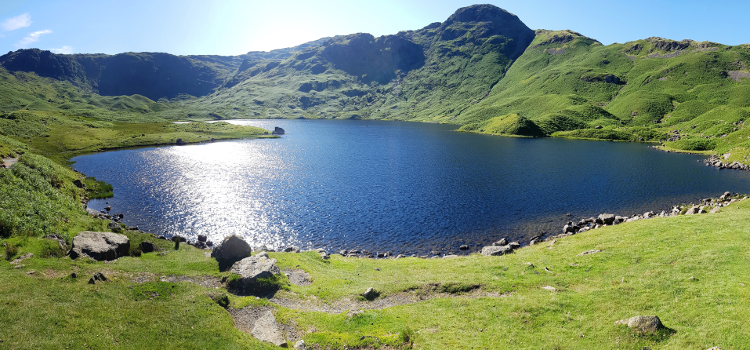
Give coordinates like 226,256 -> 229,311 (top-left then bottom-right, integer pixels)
719,191 -> 732,201
615,315 -> 664,333
211,235 -> 252,271
197,235 -> 207,242
70,231 -> 130,261
508,241 -> 521,249
459,245 -> 469,250
229,253 -> 280,285
598,213 -> 615,225
481,245 -> 512,256
251,310 -> 287,347
140,241 -> 159,253
294,339 -> 307,350
271,127 -> 285,135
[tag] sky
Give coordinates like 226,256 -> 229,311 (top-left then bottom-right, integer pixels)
0,0 -> 748,56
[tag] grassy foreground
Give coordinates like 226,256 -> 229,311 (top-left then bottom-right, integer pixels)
1,198 -> 748,349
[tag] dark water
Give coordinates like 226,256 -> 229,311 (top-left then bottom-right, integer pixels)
71,120 -> 750,255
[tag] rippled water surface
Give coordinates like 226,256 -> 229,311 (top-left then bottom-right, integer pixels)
71,120 -> 750,254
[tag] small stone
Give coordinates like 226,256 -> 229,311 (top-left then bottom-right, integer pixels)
577,249 -> 602,256
294,340 -> 306,350
541,285 -> 556,292
459,245 -> 469,250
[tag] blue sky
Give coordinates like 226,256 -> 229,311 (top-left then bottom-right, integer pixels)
0,0 -> 748,56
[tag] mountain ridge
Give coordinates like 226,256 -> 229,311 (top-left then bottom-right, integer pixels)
1,4 -> 749,158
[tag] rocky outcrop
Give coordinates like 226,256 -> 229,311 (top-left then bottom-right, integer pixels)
211,235 -> 252,271
227,252 -> 281,295
704,155 -> 750,171
69,231 -> 130,261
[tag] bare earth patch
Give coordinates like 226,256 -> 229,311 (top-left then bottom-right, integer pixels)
270,287 -> 512,314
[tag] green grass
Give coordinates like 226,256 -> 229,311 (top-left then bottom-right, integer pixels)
1,200 -> 749,348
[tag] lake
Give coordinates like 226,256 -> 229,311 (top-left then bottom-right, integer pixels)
71,119 -> 750,255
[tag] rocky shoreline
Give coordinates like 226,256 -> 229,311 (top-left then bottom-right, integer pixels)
550,191 -> 746,242
702,154 -> 750,171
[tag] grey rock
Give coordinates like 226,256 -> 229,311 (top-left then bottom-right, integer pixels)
615,315 -> 664,333
685,205 -> 705,215
271,127 -> 285,135
282,246 -> 300,253
294,339 -> 306,350
108,221 -> 122,233
598,213 -> 615,225
197,235 -> 207,242
577,249 -> 602,256
88,272 -> 109,284
140,241 -> 159,253
481,245 -> 512,256
70,231 -> 130,261
211,235 -> 252,271
251,310 -> 287,347
492,238 -> 508,246
459,245 -> 469,250
508,241 -> 521,249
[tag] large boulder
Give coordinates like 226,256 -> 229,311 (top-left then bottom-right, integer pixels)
481,245 -> 513,256
211,235 -> 252,271
69,231 -> 130,261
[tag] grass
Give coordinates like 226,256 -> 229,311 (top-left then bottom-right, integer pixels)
1,200 -> 749,348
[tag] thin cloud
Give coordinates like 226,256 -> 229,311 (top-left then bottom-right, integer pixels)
50,46 -> 73,54
18,29 -> 52,47
1,13 -> 32,31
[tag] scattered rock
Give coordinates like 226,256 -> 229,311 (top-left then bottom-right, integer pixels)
541,285 -> 556,292
481,245 -> 512,256
615,315 -> 664,333
211,235 -> 253,271
88,272 -> 109,284
69,231 -> 130,261
251,311 -> 287,347
577,249 -> 602,256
